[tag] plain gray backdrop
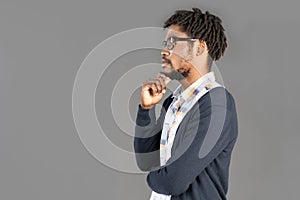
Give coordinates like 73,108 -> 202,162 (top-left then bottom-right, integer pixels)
1,0 -> 299,199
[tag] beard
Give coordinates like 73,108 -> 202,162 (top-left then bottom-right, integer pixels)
160,59 -> 190,81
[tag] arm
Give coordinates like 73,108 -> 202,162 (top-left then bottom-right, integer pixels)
134,94 -> 173,171
146,100 -> 238,196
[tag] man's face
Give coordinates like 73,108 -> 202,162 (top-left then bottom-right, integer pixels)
161,24 -> 197,81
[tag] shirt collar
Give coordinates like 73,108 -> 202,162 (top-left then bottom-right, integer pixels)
172,71 -> 216,100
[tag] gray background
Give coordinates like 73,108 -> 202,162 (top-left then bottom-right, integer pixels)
1,0 -> 299,199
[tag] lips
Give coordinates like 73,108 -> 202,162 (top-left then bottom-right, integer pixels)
161,59 -> 171,68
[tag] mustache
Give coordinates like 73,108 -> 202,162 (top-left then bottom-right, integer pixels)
162,57 -> 172,65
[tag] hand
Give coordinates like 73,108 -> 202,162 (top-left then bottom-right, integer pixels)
140,73 -> 171,109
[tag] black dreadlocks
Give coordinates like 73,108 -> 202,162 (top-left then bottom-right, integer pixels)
164,8 -> 227,68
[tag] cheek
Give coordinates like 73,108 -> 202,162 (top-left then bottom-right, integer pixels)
172,43 -> 190,58
169,55 -> 182,68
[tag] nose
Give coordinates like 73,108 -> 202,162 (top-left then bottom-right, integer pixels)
161,49 -> 170,57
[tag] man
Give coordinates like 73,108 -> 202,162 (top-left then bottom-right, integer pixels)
134,8 -> 238,200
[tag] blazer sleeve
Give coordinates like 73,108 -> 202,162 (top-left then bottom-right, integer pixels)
133,94 -> 173,171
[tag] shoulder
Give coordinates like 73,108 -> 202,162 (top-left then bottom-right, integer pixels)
197,86 -> 237,112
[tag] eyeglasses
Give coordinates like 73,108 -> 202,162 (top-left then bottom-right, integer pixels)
162,36 -> 197,50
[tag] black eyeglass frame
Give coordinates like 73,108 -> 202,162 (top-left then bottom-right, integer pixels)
162,36 -> 198,50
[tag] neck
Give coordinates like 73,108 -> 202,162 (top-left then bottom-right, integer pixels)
179,56 -> 211,90
179,68 -> 209,90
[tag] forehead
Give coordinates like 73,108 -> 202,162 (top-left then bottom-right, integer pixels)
165,24 -> 189,38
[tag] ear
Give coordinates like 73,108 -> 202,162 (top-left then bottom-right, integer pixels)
196,40 -> 207,56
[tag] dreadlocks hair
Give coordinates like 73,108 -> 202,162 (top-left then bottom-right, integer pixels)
163,8 -> 227,69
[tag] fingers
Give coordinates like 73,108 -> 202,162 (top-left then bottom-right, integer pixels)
142,77 -> 166,95
151,82 -> 158,94
155,76 -> 166,90
156,72 -> 171,85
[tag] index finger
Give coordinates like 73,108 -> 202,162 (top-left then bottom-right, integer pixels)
156,72 -> 171,85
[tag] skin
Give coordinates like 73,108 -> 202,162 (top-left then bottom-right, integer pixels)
140,24 -> 211,109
